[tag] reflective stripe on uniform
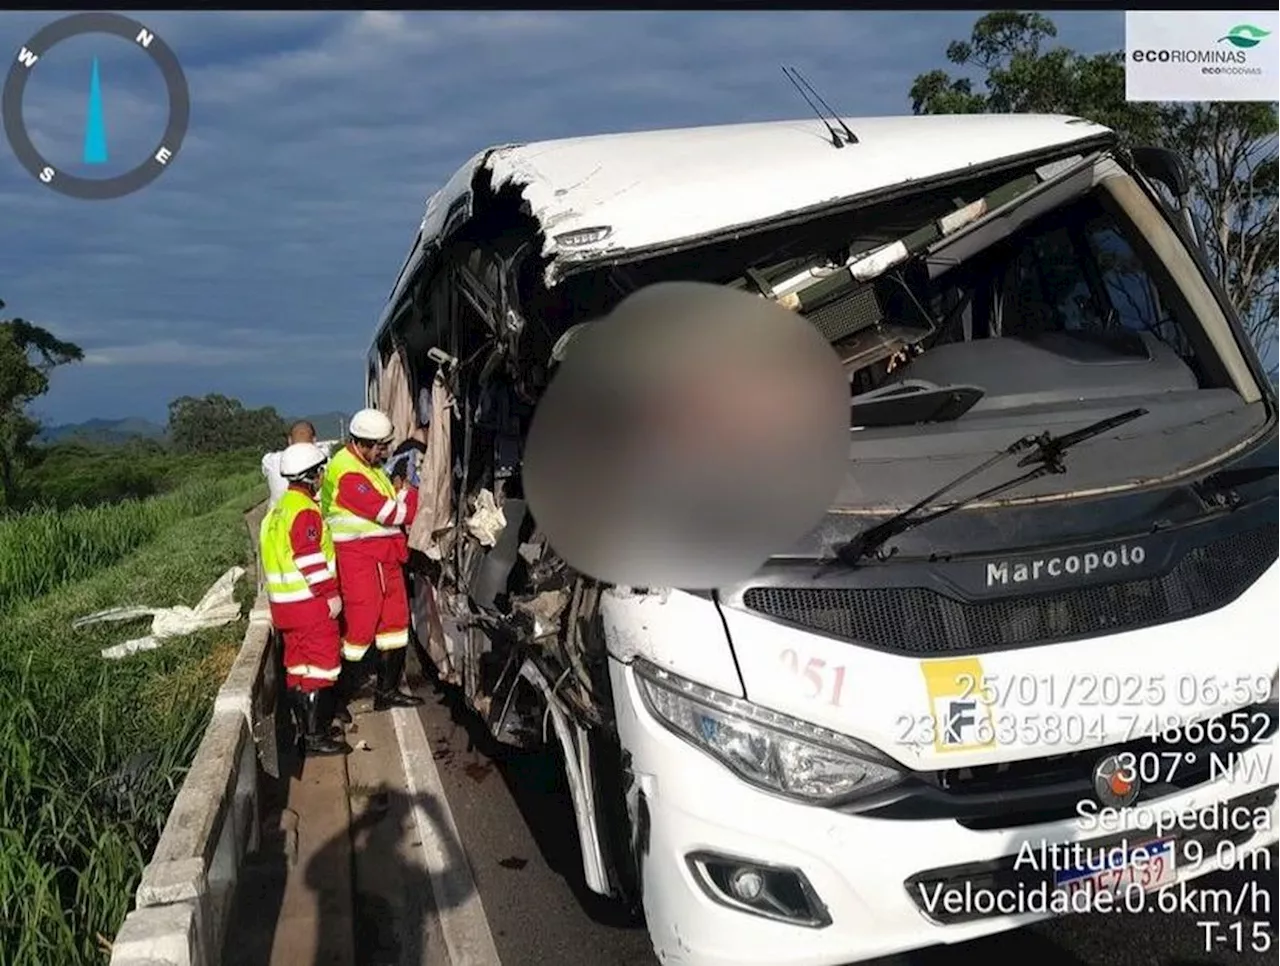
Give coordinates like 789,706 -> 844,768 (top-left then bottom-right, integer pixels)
389,498 -> 409,526
304,568 -> 333,586
259,489 -> 337,605
375,629 -> 409,651
286,663 -> 341,681
326,512 -> 402,542
265,586 -> 313,603
321,447 -> 405,542
261,567 -> 311,603
342,640 -> 371,661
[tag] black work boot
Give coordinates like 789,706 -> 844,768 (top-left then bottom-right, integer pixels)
287,688 -> 308,753
288,688 -> 314,755
316,688 -> 354,745
329,663 -> 355,725
373,647 -> 424,709
299,689 -> 351,756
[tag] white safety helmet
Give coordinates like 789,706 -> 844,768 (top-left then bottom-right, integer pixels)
348,407 -> 394,443
279,442 -> 328,480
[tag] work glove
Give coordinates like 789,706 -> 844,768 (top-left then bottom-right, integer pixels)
327,596 -> 343,620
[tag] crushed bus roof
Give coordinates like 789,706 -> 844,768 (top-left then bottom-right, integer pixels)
444,113 -> 1104,261
380,113 -> 1114,332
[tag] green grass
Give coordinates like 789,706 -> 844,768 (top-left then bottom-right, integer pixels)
13,442 -> 263,512
0,472 -> 260,615
0,476 -> 265,966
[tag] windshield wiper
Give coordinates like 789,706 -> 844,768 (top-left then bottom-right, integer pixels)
823,407 -> 1149,570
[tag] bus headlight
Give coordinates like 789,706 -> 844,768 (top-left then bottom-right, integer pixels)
633,659 -> 901,805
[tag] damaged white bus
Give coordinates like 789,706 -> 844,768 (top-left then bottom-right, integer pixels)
367,114 -> 1278,966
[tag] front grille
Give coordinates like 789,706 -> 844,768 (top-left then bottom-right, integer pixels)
903,786 -> 1276,926
741,526 -> 1276,656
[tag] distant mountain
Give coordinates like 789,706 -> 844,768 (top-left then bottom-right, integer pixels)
290,411 -> 349,440
38,409 -> 352,448
38,417 -> 168,446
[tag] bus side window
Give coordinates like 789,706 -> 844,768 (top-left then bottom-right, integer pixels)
366,356 -> 380,407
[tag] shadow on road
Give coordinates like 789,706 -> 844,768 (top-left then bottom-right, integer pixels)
420,646 -> 641,933
224,762 -> 482,965
220,663 -> 296,966
309,785 -> 475,966
223,636 -> 483,966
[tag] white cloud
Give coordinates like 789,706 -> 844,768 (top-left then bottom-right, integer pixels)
0,10 -> 1125,422
83,338 -> 359,367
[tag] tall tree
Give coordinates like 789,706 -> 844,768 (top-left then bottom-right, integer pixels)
0,300 -> 84,507
910,11 -> 1278,366
1164,102 -> 1278,359
167,393 -> 288,455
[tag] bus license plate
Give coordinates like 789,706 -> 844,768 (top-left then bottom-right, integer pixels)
1053,838 -> 1176,899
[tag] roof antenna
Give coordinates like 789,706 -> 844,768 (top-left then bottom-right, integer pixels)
790,66 -> 858,145
782,65 -> 844,149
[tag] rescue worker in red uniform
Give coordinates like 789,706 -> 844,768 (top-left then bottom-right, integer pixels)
258,442 -> 352,757
322,408 -> 425,713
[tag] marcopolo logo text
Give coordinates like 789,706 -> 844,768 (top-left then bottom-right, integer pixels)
985,544 -> 1147,589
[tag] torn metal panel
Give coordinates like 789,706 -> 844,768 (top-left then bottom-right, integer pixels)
382,113 -> 1115,336
411,576 -> 453,678
418,148 -> 487,239
434,589 -> 472,686
512,588 -> 570,641
599,587 -> 743,696
477,113 -> 1113,285
518,658 -> 612,895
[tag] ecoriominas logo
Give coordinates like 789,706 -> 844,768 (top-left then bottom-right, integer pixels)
1218,24 -> 1270,49
1129,22 -> 1269,77
1125,12 -> 1276,101
1130,49 -> 1246,65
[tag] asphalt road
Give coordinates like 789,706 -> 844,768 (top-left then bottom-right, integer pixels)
417,683 -> 1277,966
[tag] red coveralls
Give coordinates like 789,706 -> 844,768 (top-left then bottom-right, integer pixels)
267,486 -> 342,692
325,446 -> 420,662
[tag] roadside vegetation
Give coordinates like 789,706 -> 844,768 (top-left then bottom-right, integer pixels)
13,440 -> 262,512
0,471 -> 260,613
0,472 -> 265,965
3,298 -> 289,964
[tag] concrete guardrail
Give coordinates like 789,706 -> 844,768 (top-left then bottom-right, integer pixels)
110,508 -> 276,966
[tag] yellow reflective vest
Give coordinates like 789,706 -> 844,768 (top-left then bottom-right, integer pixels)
320,445 -> 405,544
259,487 -> 336,611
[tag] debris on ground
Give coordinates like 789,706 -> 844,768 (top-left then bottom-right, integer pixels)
463,761 -> 494,783
73,566 -> 246,659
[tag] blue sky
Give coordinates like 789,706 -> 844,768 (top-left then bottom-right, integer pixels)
0,10 -> 1123,426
